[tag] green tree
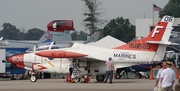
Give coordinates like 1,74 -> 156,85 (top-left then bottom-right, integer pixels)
159,0 -> 180,18
24,28 -> 44,40
20,27 -> 26,40
102,17 -> 135,43
0,23 -> 22,40
82,0 -> 106,35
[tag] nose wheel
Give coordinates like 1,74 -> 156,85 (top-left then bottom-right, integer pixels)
30,75 -> 37,82
29,71 -> 38,83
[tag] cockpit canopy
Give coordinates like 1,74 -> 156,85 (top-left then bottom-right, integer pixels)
26,41 -> 74,52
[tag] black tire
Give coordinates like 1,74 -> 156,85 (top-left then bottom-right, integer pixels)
116,74 -> 122,79
135,73 -> 142,79
72,78 -> 81,83
96,75 -> 105,82
145,74 -> 149,79
30,75 -> 37,83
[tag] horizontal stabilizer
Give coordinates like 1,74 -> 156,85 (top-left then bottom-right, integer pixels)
146,41 -> 179,45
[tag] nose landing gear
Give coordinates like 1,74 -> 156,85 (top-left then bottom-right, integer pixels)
28,70 -> 38,83
30,75 -> 37,82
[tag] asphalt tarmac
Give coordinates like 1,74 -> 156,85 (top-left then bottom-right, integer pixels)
0,78 -> 178,91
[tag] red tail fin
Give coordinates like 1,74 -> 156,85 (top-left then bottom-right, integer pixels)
114,15 -> 174,52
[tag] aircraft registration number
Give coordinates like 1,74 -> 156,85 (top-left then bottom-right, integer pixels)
129,43 -> 150,49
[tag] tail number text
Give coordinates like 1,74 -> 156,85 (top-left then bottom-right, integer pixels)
129,43 -> 150,49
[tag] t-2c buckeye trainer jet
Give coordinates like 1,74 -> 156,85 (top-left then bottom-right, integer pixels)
8,15 -> 176,82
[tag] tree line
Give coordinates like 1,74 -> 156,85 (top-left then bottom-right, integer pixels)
0,16 -> 135,43
0,23 -> 92,41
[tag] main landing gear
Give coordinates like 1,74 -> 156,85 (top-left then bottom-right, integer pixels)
72,62 -> 81,83
96,75 -> 105,82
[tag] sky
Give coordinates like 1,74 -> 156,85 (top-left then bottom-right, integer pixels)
0,0 -> 169,33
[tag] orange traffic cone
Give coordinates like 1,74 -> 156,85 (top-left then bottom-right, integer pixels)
176,67 -> 179,79
149,66 -> 154,80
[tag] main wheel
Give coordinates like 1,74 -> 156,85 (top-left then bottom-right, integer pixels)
30,75 -> 37,82
145,74 -> 149,79
116,74 -> 122,79
96,75 -> 105,82
135,73 -> 142,79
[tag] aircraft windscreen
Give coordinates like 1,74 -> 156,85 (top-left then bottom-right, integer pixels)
26,42 -> 53,52
26,46 -> 34,52
26,41 -> 74,52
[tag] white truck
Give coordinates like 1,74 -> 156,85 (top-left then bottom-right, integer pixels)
0,49 -> 6,75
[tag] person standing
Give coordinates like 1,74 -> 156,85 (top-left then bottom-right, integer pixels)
104,57 -> 115,84
160,61 -> 176,91
69,61 -> 74,77
154,62 -> 167,91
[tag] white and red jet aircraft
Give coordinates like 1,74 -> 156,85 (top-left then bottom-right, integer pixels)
8,15 -> 175,82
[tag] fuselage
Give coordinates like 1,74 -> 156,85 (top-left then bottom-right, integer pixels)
37,42 -> 161,68
8,42 -> 163,76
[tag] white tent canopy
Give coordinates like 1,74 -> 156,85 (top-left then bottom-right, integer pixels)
91,35 -> 126,49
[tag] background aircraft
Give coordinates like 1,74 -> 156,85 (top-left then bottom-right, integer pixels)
19,15 -> 175,82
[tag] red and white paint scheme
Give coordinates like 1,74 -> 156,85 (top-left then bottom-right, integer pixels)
8,15 -> 175,82
8,54 -> 25,69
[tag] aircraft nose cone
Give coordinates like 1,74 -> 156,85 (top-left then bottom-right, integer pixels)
8,54 -> 24,63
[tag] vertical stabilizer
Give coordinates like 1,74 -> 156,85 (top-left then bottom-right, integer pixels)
114,15 -> 174,52
38,20 -> 75,44
114,15 -> 174,61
